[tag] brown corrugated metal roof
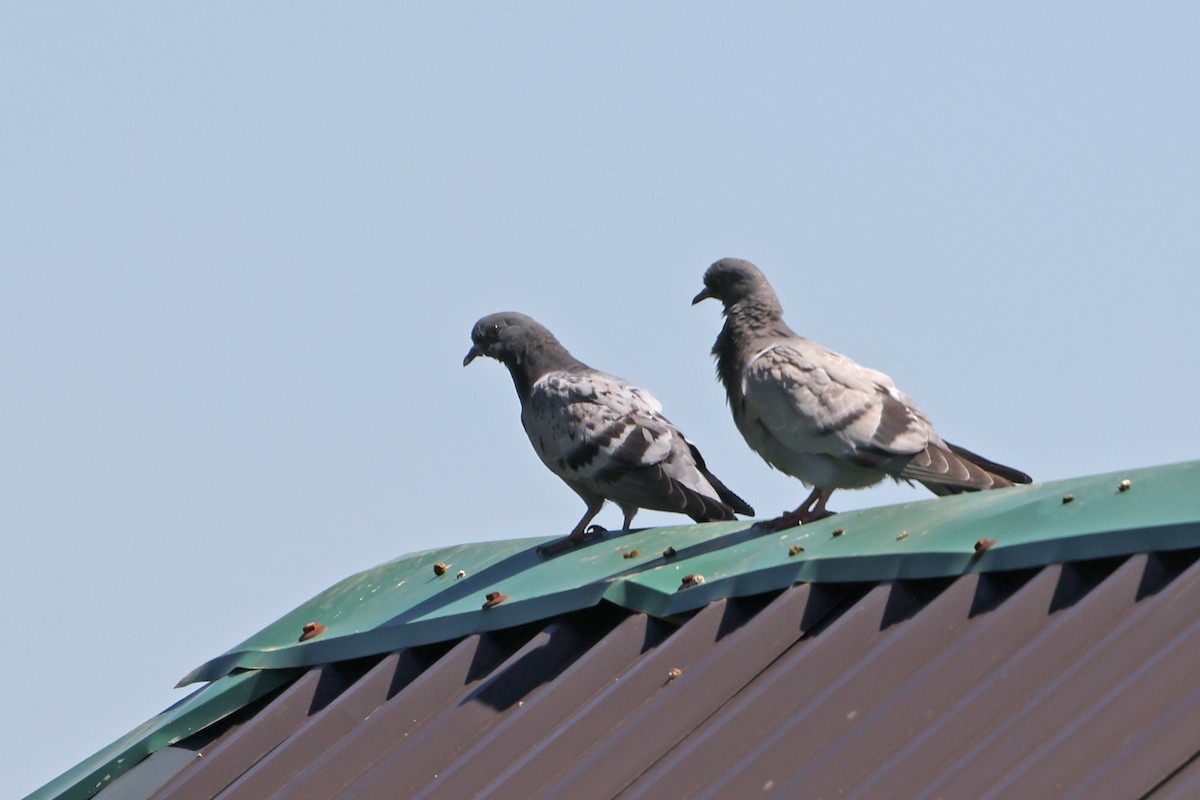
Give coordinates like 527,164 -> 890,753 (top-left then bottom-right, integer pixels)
78,548 -> 1200,799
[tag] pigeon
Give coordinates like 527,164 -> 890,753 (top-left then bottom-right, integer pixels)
692,258 -> 1031,529
465,312 -> 754,553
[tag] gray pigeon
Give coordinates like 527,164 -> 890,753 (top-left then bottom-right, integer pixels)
693,258 -> 1030,529
465,312 -> 755,553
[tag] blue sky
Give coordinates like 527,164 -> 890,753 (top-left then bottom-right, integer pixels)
4,4 -> 1198,796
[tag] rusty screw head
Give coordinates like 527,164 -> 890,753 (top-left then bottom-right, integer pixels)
788,544 -> 805,556
974,538 -> 996,555
1062,493 -> 1075,504
1118,479 -> 1132,492
662,546 -> 677,558
299,621 -> 327,642
433,562 -> 449,576
667,667 -> 683,681
679,574 -> 706,590
482,591 -> 509,609
622,549 -> 641,559
831,528 -> 846,538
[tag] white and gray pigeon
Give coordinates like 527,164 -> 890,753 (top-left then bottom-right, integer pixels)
693,258 -> 1031,529
465,312 -> 754,554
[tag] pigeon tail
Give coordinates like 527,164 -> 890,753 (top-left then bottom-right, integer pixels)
598,462 -> 744,524
908,442 -> 1032,496
946,442 -> 1033,485
687,441 -> 755,517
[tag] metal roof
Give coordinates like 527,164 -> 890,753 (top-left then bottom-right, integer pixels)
182,459 -> 1199,685
27,460 -> 1200,800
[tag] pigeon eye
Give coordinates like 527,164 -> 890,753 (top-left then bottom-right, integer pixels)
488,324 -> 501,340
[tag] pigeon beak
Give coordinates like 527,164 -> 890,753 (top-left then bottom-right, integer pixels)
692,287 -> 717,305
463,345 -> 482,366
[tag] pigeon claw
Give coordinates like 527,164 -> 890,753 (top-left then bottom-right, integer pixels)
536,525 -> 610,558
755,514 -> 801,534
756,508 -> 837,533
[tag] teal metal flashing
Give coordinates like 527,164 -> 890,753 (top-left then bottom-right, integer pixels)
180,460 -> 1200,686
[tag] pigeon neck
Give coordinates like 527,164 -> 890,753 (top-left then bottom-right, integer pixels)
505,341 -> 584,401
726,297 -> 790,339
713,301 -> 793,396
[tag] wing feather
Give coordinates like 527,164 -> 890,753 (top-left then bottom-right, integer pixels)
522,369 -> 744,520
524,370 -> 672,479
741,341 -> 934,460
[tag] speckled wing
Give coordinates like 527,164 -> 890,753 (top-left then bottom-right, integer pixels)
523,369 -> 670,478
740,339 -> 936,463
522,369 -> 740,519
739,339 -> 1018,491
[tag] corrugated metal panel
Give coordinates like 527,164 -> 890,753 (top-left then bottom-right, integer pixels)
622,551 -> 1200,800
1152,750 -> 1200,799
408,610 -> 670,800
452,598 -> 758,800
273,626 -> 540,799
145,662 -> 357,799
523,584 -> 850,800
219,649 -> 436,800
34,548 -> 1200,800
29,669 -> 302,800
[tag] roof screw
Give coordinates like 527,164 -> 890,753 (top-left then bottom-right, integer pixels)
456,569 -> 466,579
482,591 -> 509,609
622,549 -> 641,559
1062,494 -> 1075,504
667,667 -> 683,681
896,530 -> 909,541
973,538 -> 996,557
1118,479 -> 1132,492
433,562 -> 449,576
662,546 -> 677,558
788,544 -> 805,556
831,528 -> 846,537
679,574 -> 705,590
299,621 -> 327,642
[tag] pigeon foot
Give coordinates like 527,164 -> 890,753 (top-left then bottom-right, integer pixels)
536,525 -> 609,557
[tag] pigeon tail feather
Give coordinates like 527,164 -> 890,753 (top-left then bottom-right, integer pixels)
946,442 -> 1033,486
904,442 -> 1030,495
687,441 -> 755,517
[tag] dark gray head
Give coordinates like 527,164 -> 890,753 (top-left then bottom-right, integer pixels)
464,312 -> 583,399
692,258 -> 783,317
464,312 -> 552,367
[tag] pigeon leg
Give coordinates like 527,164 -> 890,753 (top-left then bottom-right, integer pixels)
537,499 -> 607,557
566,499 -> 607,540
759,488 -> 837,532
619,505 -> 638,531
806,488 -> 836,521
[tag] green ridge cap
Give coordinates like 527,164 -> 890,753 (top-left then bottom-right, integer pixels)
181,460 -> 1200,686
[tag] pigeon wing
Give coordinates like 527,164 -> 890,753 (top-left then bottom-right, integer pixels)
741,340 -> 934,461
742,340 -> 1022,491
523,370 -> 670,477
524,370 -> 740,520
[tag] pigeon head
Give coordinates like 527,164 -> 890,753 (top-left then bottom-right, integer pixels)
692,258 -> 782,317
463,312 -> 549,366
464,312 -> 582,398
